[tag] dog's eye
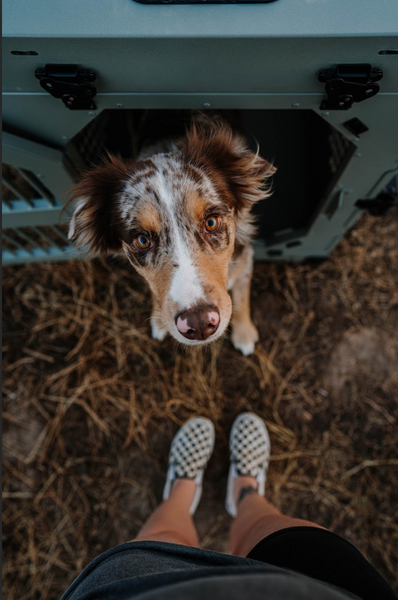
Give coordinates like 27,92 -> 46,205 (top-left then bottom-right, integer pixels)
134,234 -> 152,250
204,216 -> 221,233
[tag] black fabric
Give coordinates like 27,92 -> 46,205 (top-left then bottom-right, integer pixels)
60,530 -> 397,600
134,572 -> 360,600
248,526 -> 396,600
60,542 -> 280,600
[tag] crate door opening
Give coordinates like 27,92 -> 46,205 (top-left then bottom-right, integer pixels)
66,108 -> 355,258
241,110 -> 355,250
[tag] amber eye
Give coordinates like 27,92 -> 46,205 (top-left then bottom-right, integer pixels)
134,234 -> 152,250
204,215 -> 221,233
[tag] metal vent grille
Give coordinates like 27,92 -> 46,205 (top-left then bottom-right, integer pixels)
2,224 -> 83,265
69,111 -> 113,170
66,110 -> 136,175
328,129 -> 354,175
2,163 -> 57,210
2,162 -> 86,265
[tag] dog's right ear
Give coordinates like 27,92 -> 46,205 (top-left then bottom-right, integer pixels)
181,116 -> 276,214
67,156 -> 132,255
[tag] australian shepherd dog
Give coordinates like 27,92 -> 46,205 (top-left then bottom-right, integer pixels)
68,114 -> 276,355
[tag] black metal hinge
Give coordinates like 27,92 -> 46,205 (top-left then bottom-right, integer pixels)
35,64 -> 97,110
318,64 -> 383,110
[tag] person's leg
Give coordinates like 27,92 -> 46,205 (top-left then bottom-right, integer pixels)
132,417 -> 215,547
225,413 -> 326,557
230,475 -> 325,556
133,479 -> 200,546
230,476 -> 397,600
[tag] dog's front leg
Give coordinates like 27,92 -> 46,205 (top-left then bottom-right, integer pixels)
230,246 -> 259,356
150,294 -> 168,341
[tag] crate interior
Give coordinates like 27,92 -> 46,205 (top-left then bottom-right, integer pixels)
67,109 -> 355,246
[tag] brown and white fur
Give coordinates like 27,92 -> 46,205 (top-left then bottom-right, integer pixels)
68,116 -> 276,355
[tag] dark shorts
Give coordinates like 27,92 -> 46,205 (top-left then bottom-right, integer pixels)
60,527 -> 396,600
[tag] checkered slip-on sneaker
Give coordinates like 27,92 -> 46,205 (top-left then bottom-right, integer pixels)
226,412 -> 271,517
163,417 -> 215,515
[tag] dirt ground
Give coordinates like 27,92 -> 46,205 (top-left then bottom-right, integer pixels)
3,207 -> 398,599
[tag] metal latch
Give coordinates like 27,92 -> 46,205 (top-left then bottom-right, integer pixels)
318,64 -> 383,110
35,64 -> 97,110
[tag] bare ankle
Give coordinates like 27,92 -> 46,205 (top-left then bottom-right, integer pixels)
234,475 -> 258,507
169,478 -> 196,504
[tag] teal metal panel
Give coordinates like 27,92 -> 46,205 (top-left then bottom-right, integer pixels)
2,0 -> 398,264
3,37 -> 398,97
3,0 -> 398,38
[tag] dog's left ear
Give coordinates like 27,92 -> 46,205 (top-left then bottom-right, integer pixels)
66,155 -> 132,255
181,117 -> 276,213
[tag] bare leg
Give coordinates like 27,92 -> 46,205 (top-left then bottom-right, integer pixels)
132,479 -> 200,547
230,246 -> 259,356
230,476 -> 326,557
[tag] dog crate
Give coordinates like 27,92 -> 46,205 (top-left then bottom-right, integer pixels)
2,0 -> 398,266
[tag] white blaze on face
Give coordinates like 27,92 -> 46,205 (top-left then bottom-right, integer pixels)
156,164 -> 206,311
169,241 -> 205,310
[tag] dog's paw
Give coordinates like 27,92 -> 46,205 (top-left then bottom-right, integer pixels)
150,318 -> 167,341
232,321 -> 259,356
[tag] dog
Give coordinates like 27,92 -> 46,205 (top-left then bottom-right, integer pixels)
68,115 -> 276,355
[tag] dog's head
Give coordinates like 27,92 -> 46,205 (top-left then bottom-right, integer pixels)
68,118 -> 275,346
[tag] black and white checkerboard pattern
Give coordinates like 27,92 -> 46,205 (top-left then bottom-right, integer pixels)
169,419 -> 214,479
230,415 -> 270,478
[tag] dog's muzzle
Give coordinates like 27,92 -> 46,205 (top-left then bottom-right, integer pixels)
175,305 -> 220,341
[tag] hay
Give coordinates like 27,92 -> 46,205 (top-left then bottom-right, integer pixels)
3,207 -> 398,599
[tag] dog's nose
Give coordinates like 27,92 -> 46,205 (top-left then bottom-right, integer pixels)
176,306 -> 220,341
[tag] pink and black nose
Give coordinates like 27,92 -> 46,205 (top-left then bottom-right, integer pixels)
176,305 -> 220,341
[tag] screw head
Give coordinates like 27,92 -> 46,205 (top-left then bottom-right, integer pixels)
322,111 -> 330,117
62,135 -> 69,141
292,102 -> 300,108
116,103 -> 123,108
203,102 -> 211,109
355,151 -> 362,157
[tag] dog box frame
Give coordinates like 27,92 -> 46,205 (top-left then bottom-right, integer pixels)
2,0 -> 398,266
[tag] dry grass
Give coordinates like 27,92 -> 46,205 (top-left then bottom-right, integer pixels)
3,207 -> 398,599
